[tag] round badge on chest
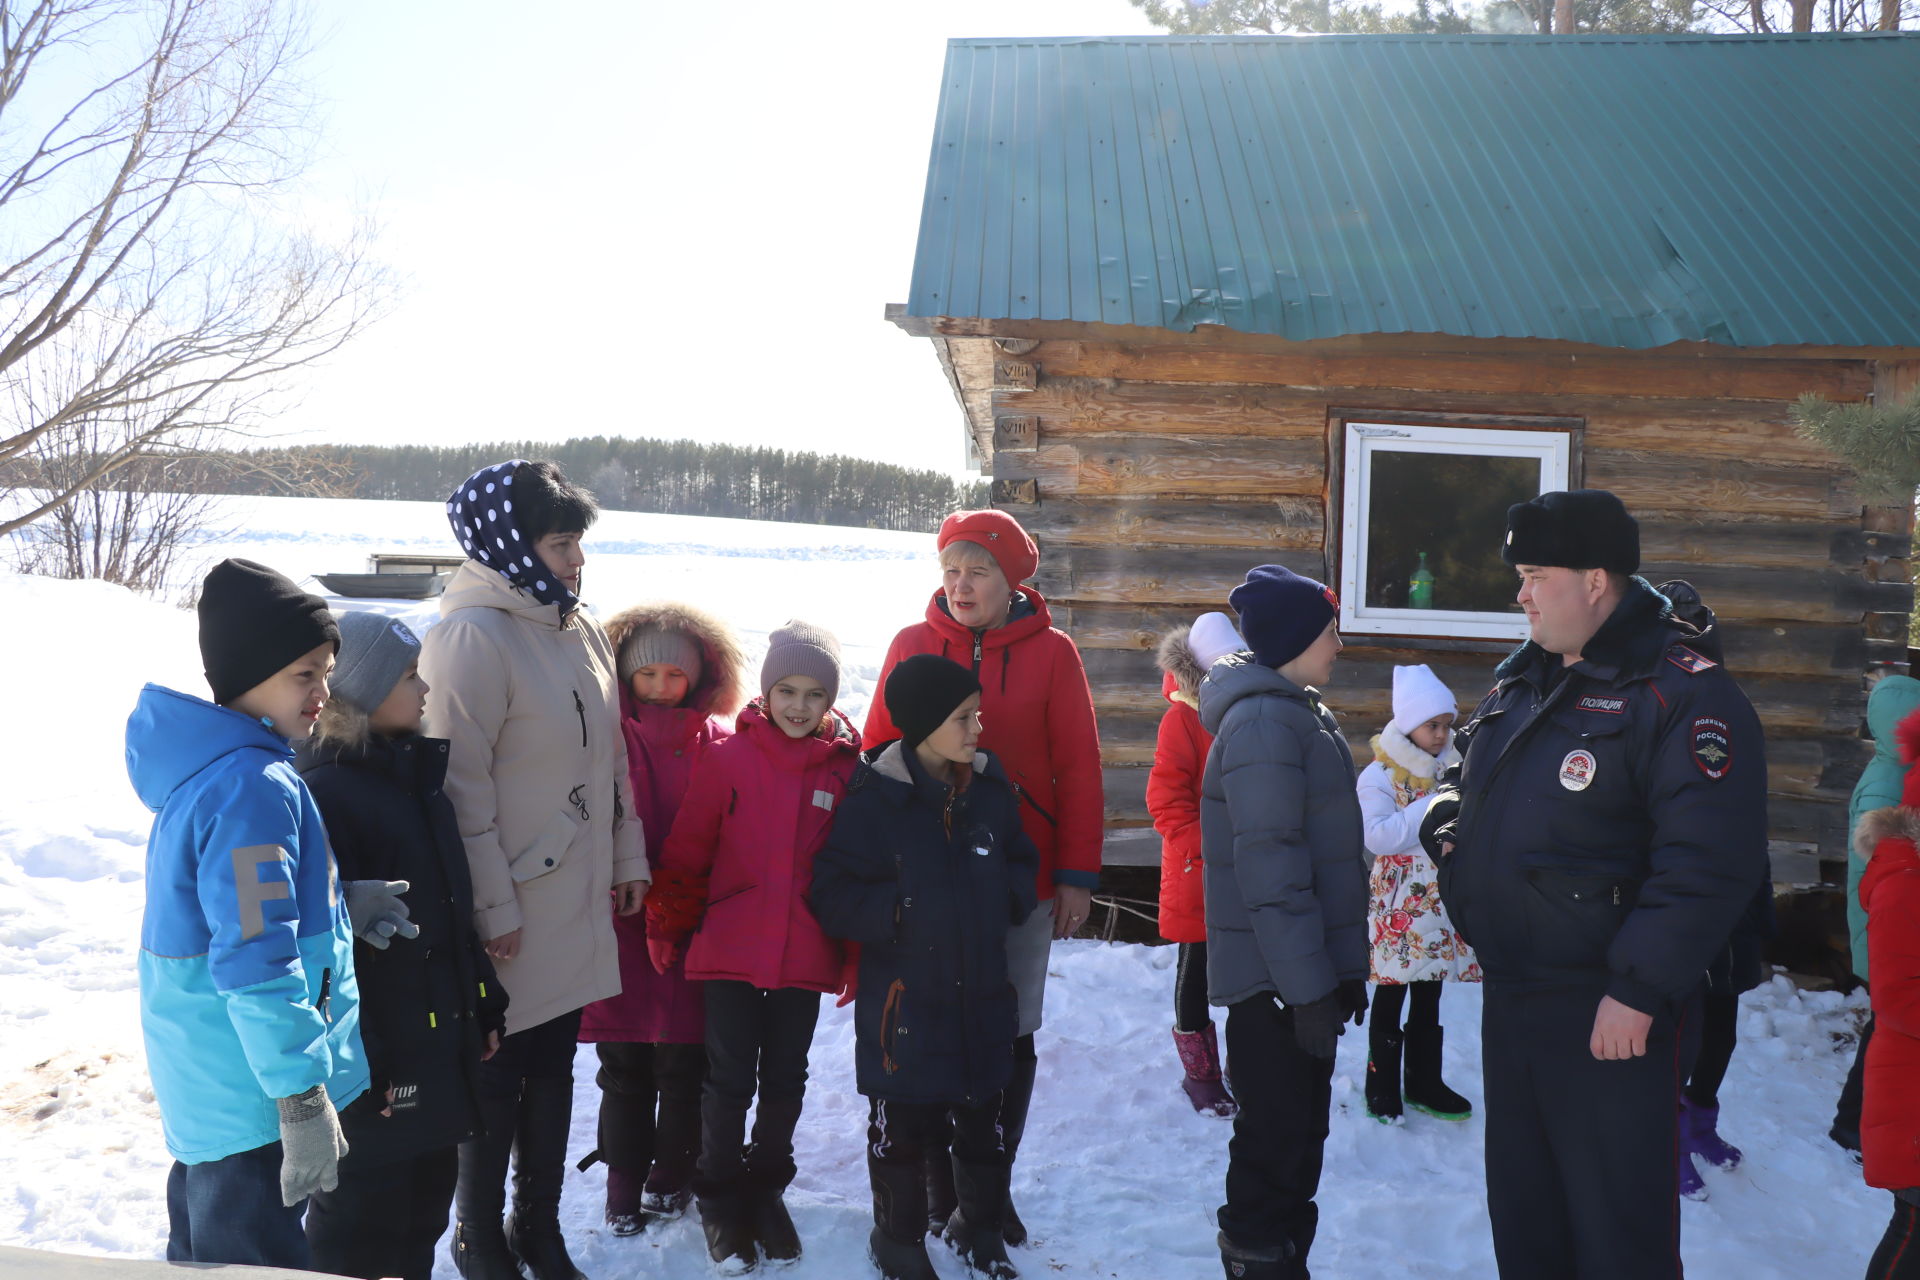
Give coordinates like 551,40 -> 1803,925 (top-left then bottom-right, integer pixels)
1559,749 -> 1597,792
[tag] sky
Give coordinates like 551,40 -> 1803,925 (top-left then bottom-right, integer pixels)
281,0 -> 1165,478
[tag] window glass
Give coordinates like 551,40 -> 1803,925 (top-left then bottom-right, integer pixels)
1364,452 -> 1536,615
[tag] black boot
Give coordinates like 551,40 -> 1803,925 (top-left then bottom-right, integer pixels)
1218,1231 -> 1290,1280
744,1147 -> 802,1265
998,1042 -> 1037,1247
868,1152 -> 938,1280
696,1180 -> 759,1275
505,1076 -> 588,1280
1363,1026 -> 1404,1124
944,1159 -> 1018,1279
455,1088 -> 525,1280
1402,1023 -> 1472,1120
923,1141 -> 957,1237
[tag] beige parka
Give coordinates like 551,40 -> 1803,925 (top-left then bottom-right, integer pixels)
420,560 -> 648,1036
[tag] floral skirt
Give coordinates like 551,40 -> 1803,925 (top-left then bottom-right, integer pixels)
1368,849 -> 1481,985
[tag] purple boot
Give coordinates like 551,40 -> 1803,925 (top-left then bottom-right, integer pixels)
605,1164 -> 646,1236
1680,1095 -> 1744,1171
1173,1025 -> 1238,1119
1677,1147 -> 1706,1201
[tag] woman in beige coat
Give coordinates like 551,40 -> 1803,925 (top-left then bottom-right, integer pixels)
422,460 -> 648,1280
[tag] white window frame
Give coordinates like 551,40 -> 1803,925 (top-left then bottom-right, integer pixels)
1338,421 -> 1572,641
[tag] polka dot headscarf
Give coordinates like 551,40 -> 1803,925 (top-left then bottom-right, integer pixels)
445,459 -> 580,615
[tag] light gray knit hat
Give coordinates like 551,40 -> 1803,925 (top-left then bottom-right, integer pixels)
617,625 -> 704,688
329,611 -> 422,714
760,620 -> 842,707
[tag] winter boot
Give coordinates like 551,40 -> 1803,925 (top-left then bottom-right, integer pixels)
744,1156 -> 802,1266
454,1088 -> 525,1280
640,1173 -> 693,1221
504,1076 -> 588,1280
944,1159 -> 1018,1279
998,1045 -> 1037,1247
697,1181 -> 759,1276
1363,1027 -> 1404,1124
868,1151 -> 939,1280
1680,1095 -> 1743,1171
923,1142 -> 958,1237
643,1042 -> 705,1220
1174,1025 -> 1238,1119
603,1165 -> 645,1237
1217,1231 -> 1290,1280
1678,1147 -> 1706,1201
1402,1024 -> 1472,1120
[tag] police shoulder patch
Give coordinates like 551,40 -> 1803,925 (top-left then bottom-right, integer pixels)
1691,716 -> 1733,779
1666,645 -> 1719,675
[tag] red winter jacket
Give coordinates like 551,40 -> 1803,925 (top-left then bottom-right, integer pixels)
1860,807 -> 1920,1191
865,587 -> 1103,903
649,702 -> 859,994
1150,674 -> 1211,945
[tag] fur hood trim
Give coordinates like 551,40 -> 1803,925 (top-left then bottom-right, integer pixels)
1373,723 -> 1460,781
1856,805 -> 1920,860
603,600 -> 748,718
1157,628 -> 1208,698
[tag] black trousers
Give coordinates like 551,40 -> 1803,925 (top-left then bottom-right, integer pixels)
1682,987 -> 1739,1107
305,1146 -> 460,1280
594,1040 -> 708,1185
1217,995 -> 1334,1259
1482,985 -> 1691,1280
1868,1189 -> 1920,1280
867,1094 -> 1009,1167
699,981 -> 821,1191
1175,941 -> 1211,1033
1836,1014 -> 1877,1139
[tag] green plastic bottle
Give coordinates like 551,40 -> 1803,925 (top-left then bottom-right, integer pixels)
1408,551 -> 1435,609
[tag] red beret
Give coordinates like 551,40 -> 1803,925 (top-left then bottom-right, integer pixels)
938,509 -> 1039,585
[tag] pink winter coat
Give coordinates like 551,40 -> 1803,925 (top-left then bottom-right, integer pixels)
653,702 -> 860,994
579,602 -> 746,1045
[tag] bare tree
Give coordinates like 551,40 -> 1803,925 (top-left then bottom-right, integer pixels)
0,0 -> 390,544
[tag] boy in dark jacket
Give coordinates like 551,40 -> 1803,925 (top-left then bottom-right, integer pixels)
812,655 -> 1040,1280
298,612 -> 508,1280
1200,566 -> 1369,1280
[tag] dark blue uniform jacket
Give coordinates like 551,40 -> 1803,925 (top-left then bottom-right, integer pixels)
1432,577 -> 1769,1015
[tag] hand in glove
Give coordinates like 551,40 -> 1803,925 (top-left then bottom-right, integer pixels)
1290,994 -> 1344,1060
647,935 -> 682,976
344,879 -> 420,950
277,1083 -> 349,1206
1418,787 -> 1461,862
1337,977 -> 1370,1027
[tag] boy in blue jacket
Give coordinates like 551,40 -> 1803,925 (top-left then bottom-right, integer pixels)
126,559 -> 396,1268
811,655 -> 1039,1280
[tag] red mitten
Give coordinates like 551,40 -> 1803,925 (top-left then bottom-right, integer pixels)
643,865 -> 709,942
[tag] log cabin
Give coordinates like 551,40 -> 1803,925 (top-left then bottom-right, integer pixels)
888,33 -> 1920,902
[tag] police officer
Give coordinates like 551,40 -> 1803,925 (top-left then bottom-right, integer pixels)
1422,489 -> 1767,1280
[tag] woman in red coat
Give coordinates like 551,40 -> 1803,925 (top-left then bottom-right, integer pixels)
1149,612 -> 1245,1119
1854,705 -> 1920,1280
865,509 -> 1103,1245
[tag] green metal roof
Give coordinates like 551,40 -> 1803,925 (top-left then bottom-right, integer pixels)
905,34 -> 1920,350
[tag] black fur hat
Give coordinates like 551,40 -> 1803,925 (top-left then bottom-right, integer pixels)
1501,489 -> 1640,574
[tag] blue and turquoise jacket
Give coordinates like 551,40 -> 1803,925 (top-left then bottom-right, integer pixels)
126,683 -> 367,1164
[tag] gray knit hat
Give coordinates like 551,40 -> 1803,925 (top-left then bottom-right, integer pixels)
617,625 -> 704,688
760,620 -> 842,707
329,611 -> 423,714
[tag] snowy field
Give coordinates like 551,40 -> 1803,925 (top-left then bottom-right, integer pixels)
0,495 -> 1890,1278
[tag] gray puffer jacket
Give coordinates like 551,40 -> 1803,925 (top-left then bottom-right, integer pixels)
1199,655 -> 1368,1008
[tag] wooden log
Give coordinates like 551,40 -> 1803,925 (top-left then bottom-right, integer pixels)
993,358 -> 1036,392
1712,619 -> 1897,679
1769,796 -> 1850,852
990,478 -> 1038,505
1031,340 -> 1875,404
1017,495 -> 1326,551
1643,562 -> 1912,626
1035,545 -> 1324,608
994,437 -> 1324,498
1639,519 -> 1906,571
1586,450 -> 1859,521
994,415 -> 1038,452
1105,765 -> 1149,824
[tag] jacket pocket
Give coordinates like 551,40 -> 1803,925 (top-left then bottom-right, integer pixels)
1521,858 -> 1639,973
880,979 -> 907,1075
508,810 -> 581,884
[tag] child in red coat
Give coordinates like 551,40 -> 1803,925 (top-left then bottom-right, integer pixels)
1853,705 -> 1920,1280
1149,611 -> 1245,1119
578,602 -> 747,1235
645,621 -> 860,1274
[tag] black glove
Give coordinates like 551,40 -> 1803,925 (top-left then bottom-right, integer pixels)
1337,977 -> 1369,1027
1419,786 -> 1461,862
1290,994 -> 1343,1060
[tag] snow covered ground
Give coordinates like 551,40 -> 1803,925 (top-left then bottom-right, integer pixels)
0,495 -> 1891,1277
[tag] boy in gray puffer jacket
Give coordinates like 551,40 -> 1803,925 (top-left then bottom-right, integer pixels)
1200,565 -> 1369,1280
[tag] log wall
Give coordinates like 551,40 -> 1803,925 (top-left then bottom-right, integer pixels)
961,336 -> 1915,885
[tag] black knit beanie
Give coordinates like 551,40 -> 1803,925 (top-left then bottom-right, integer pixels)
1502,489 -> 1640,574
197,559 -> 340,706
884,654 -> 983,749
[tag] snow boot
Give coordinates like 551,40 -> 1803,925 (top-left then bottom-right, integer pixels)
1174,1025 -> 1238,1119
944,1159 -> 1018,1279
1679,1095 -> 1743,1171
640,1179 -> 693,1221
505,1076 -> 588,1280
697,1181 -> 759,1275
1217,1231 -> 1290,1280
744,1156 -> 802,1266
1363,1027 -> 1404,1124
1402,1024 -> 1471,1120
603,1165 -> 645,1237
998,1045 -> 1037,1247
454,1089 -> 525,1280
1678,1147 -> 1706,1201
923,1143 -> 958,1237
868,1151 -> 939,1280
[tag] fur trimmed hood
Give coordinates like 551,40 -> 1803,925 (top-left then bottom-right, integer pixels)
1856,804 -> 1920,861
1371,723 -> 1460,783
1157,628 -> 1208,702
603,600 -> 748,719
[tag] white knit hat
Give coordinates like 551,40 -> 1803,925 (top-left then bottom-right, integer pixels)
1188,611 -> 1245,669
1391,664 -> 1457,736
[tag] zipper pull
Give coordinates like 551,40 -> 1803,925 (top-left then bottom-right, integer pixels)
1612,885 -> 1621,906
572,689 -> 588,747
972,634 -> 983,672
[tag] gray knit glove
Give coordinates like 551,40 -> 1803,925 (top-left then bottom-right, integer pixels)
343,879 -> 420,950
277,1084 -> 349,1206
